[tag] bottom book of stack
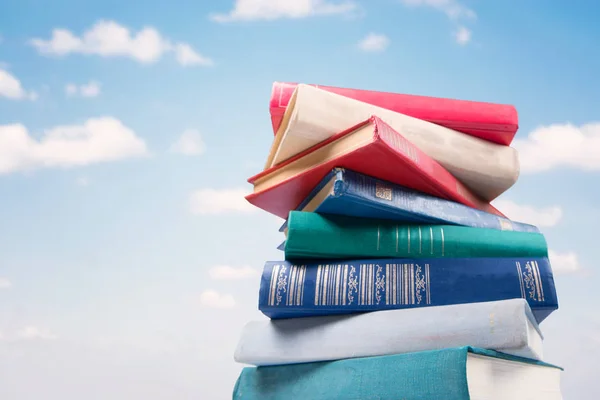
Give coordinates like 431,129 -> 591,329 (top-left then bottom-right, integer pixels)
232,299 -> 563,399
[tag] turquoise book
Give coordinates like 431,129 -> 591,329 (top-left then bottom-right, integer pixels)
284,211 -> 548,260
233,346 -> 563,400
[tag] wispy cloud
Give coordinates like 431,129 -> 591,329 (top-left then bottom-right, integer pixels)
549,249 -> 582,274
0,277 -> 12,289
199,290 -> 236,309
169,129 -> 206,156
514,122 -> 600,173
65,80 -> 101,98
29,20 -> 213,67
0,117 -> 149,175
189,188 -> 255,215
357,33 -> 390,52
400,0 -> 476,20
0,69 -> 38,100
210,0 -> 357,22
208,265 -> 259,280
492,199 -> 563,227
400,0 -> 476,44
454,26 -> 471,45
16,326 -> 58,340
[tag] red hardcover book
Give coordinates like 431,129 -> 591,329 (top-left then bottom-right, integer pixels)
269,82 -> 519,146
247,116 -> 505,219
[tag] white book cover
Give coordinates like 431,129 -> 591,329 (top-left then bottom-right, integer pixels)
234,298 -> 544,367
267,84 -> 520,201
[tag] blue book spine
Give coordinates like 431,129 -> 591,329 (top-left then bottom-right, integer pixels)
233,346 -> 562,400
258,257 -> 558,323
278,168 -> 540,233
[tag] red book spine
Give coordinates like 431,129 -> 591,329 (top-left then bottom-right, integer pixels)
269,82 -> 519,146
247,117 -> 505,219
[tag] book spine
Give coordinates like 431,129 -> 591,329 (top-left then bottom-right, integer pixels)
235,299 -> 540,366
258,257 -> 558,323
337,169 -> 540,233
284,212 -> 548,260
269,82 -> 519,145
373,118 -> 506,217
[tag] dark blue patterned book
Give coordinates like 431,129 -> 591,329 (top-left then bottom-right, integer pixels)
278,168 -> 539,234
258,257 -> 558,323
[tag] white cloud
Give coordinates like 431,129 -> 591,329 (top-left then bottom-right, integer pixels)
0,69 -> 37,100
549,249 -> 582,274
29,20 -> 213,67
174,43 -> 214,67
455,26 -> 471,45
210,0 -> 357,22
16,326 -> 57,340
492,199 -> 563,227
0,117 -> 149,175
513,122 -> 600,173
0,277 -> 12,289
208,265 -> 259,280
169,129 -> 206,156
200,290 -> 236,309
400,0 -> 476,20
189,188 -> 255,215
357,33 -> 390,52
66,81 -> 101,98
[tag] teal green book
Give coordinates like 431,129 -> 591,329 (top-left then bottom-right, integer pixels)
284,211 -> 548,260
233,346 -> 563,400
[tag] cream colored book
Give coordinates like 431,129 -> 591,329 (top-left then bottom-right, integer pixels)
265,84 -> 520,201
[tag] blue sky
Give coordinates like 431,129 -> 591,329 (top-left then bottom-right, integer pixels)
1,0 -> 599,398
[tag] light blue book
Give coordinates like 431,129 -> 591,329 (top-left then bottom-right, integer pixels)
235,299 -> 544,366
233,346 -> 563,400
278,168 -> 540,234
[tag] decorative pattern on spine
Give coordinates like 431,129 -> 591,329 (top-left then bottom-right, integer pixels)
258,257 -> 558,323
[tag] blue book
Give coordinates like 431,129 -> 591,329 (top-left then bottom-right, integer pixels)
258,257 -> 558,323
278,168 -> 540,234
233,346 -> 563,400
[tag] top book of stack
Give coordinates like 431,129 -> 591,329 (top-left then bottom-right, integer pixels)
269,82 -> 519,145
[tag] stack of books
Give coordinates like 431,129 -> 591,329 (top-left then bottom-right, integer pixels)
232,82 -> 564,399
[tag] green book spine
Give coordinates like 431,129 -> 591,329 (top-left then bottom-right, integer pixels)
284,211 -> 548,260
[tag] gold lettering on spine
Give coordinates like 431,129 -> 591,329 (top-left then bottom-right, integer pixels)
342,265 -> 348,306
286,265 -> 296,306
411,263 -> 415,305
315,265 -> 323,305
297,266 -> 306,306
533,261 -> 545,301
330,264 -> 336,305
335,264 -> 342,305
268,264 -> 280,306
386,264 -> 390,304
369,264 -> 375,304
516,262 -> 526,299
322,265 -> 330,306
404,264 -> 408,305
360,264 -> 366,305
426,264 -> 431,304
